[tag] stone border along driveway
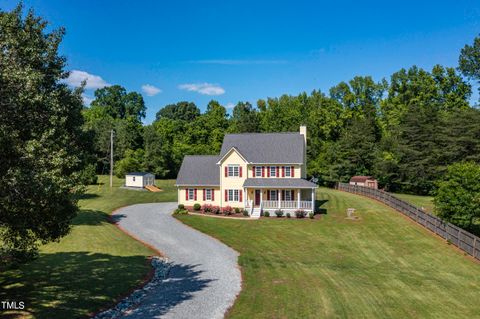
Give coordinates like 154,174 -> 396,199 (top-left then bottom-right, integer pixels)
111,202 -> 242,319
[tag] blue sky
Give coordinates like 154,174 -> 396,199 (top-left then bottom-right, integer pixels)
2,0 -> 479,123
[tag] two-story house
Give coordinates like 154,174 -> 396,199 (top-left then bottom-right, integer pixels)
175,126 -> 317,217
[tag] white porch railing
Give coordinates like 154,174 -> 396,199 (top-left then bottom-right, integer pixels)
260,200 -> 312,210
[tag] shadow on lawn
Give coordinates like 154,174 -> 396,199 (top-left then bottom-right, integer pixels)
316,199 -> 329,214
71,210 -> 109,226
0,252 -> 213,319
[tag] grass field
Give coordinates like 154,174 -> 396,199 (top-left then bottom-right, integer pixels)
393,193 -> 435,213
178,187 -> 480,319
0,176 -> 176,319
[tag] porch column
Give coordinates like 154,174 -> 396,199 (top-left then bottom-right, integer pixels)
244,188 -> 246,207
278,189 -> 281,208
297,189 -> 301,208
260,189 -> 263,204
311,188 -> 315,212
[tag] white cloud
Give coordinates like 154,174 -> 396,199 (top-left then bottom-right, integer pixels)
66,70 -> 110,89
191,59 -> 287,65
225,102 -> 235,109
141,84 -> 162,96
178,83 -> 225,96
82,94 -> 94,106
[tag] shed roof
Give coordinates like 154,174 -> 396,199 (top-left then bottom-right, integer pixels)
175,155 -> 220,186
126,172 -> 154,176
219,133 -> 304,164
243,178 -> 317,189
349,176 -> 375,183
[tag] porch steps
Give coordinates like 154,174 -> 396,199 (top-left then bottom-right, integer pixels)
250,208 -> 261,219
145,185 -> 162,192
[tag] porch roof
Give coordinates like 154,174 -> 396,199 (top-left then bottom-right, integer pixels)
243,178 -> 317,189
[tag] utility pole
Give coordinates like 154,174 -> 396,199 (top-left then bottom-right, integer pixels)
110,129 -> 114,188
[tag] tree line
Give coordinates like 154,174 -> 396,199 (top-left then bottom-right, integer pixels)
84,62 -> 480,196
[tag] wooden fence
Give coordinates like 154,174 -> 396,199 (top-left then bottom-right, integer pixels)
336,182 -> 480,261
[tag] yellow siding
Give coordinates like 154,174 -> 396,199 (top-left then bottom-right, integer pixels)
220,150 -> 247,208
178,187 -> 221,207
245,164 -> 302,178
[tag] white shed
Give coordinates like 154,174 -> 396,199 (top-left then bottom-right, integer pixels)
125,172 -> 155,188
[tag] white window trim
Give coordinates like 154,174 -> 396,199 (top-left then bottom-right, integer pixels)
284,189 -> 292,201
188,188 -> 195,201
270,166 -> 276,177
255,166 -> 262,177
269,190 -> 278,201
205,189 -> 212,201
228,164 -> 240,177
228,189 -> 240,202
284,166 -> 291,177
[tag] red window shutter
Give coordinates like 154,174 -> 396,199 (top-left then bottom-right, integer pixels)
281,190 -> 285,200
212,189 -> 215,201
291,190 -> 294,200
239,190 -> 242,202
194,189 -> 197,200
186,189 -> 189,200
282,166 -> 285,177
262,166 -> 265,177
203,189 -> 206,201
267,191 -> 270,200
225,189 -> 228,202
267,167 -> 270,177
291,166 -> 294,177
252,166 -> 255,177
240,166 -> 243,177
225,166 -> 228,177
276,166 -> 280,177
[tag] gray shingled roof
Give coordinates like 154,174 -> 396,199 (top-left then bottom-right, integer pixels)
243,178 -> 317,189
126,172 -> 154,176
219,133 -> 304,164
175,155 -> 220,186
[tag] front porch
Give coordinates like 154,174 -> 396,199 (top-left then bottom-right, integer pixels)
244,188 -> 315,212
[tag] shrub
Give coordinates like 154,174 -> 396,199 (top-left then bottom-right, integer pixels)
223,206 -> 233,216
264,211 -> 270,217
211,206 -> 221,215
274,209 -> 284,217
193,203 -> 201,211
309,212 -> 314,219
295,209 -> 307,218
286,212 -> 291,218
178,204 -> 185,210
202,204 -> 213,213
173,208 -> 188,215
242,209 -> 249,216
234,207 -> 241,214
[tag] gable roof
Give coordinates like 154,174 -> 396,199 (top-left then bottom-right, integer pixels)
219,133 -> 304,164
350,176 -> 376,183
126,172 -> 154,176
217,146 -> 248,164
175,155 -> 220,186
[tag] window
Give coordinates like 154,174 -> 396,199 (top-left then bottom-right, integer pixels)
133,176 -> 136,182
284,190 -> 292,201
269,166 -> 276,177
255,166 -> 262,177
228,189 -> 240,201
228,164 -> 240,177
205,189 -> 212,201
188,189 -> 195,201
284,166 -> 291,177
269,190 -> 278,201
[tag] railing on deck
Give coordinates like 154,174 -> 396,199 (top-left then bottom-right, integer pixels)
261,200 -> 312,210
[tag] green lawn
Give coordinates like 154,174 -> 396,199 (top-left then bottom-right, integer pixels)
393,192 -> 435,213
0,175 -> 176,319
178,187 -> 480,319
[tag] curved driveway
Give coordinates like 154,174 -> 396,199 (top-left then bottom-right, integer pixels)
113,203 -> 242,319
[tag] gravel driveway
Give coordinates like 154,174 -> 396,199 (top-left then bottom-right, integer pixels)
113,203 -> 241,319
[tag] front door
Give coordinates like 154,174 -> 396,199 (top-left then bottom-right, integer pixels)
254,189 -> 261,206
